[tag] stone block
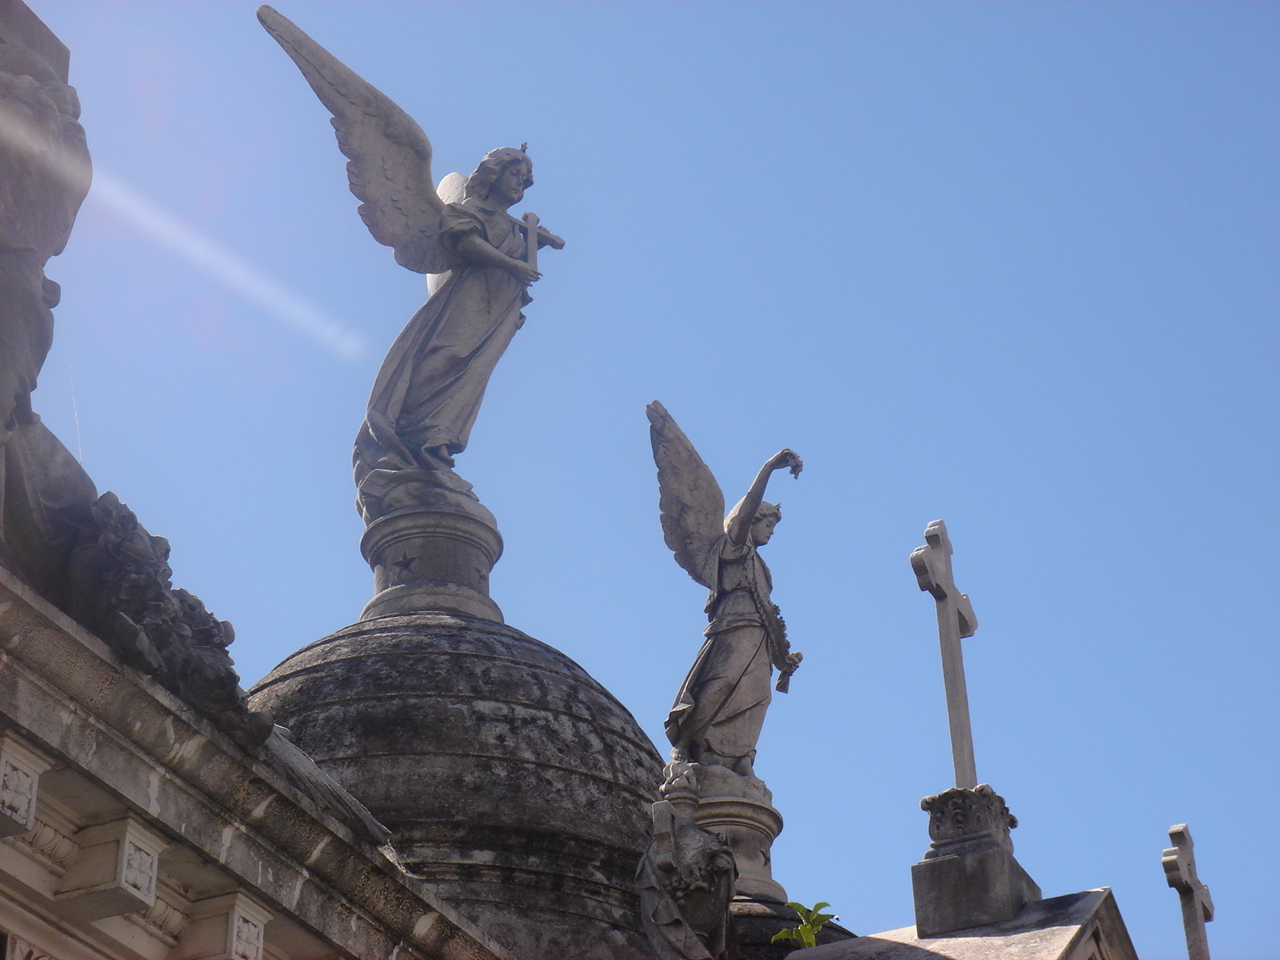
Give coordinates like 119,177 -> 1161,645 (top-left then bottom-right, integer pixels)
912,840 -> 1041,938
171,892 -> 273,960
910,784 -> 1041,938
54,815 -> 168,920
0,733 -> 51,837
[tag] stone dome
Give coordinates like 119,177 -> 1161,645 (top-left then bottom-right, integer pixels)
249,612 -> 664,960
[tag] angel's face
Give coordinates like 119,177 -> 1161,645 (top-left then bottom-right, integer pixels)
491,163 -> 530,206
750,514 -> 779,546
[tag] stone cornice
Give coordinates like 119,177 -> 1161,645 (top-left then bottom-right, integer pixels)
0,564 -> 507,960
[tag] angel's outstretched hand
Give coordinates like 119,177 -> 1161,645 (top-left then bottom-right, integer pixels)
770,449 -> 804,478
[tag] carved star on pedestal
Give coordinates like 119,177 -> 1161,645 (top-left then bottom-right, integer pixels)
390,552 -> 417,576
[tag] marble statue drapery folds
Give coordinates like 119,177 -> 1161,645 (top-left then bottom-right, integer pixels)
353,199 -> 534,515
648,402 -> 803,776
664,535 -> 791,765
365,203 -> 529,463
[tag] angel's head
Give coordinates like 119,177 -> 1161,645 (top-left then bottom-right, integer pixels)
750,502 -> 782,545
727,498 -> 782,545
466,146 -> 534,206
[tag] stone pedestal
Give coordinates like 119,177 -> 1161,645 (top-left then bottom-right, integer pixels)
360,490 -> 503,623
910,783 -> 1041,938
688,763 -> 787,903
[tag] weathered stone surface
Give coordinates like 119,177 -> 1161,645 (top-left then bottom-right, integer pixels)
1162,824 -> 1213,960
786,889 -> 1138,960
0,563 -> 507,960
64,491 -> 273,748
637,761 -> 737,960
910,519 -> 979,790
911,784 -> 1040,938
0,0 -> 95,604
249,612 -> 664,960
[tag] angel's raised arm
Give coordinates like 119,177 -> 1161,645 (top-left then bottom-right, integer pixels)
258,5 -> 449,274
647,402 -> 726,589
725,449 -> 803,545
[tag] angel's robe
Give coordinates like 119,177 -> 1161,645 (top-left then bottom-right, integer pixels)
356,197 -> 529,489
665,535 -> 792,763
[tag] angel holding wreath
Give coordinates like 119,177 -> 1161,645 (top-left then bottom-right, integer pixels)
648,402 -> 804,778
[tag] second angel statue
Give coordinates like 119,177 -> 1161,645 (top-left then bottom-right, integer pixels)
648,402 -> 804,778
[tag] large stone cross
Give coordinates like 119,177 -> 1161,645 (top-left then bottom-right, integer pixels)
1163,823 -> 1214,960
910,519 -> 980,789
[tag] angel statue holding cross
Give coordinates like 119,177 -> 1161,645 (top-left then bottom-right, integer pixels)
648,402 -> 804,778
258,7 -> 564,524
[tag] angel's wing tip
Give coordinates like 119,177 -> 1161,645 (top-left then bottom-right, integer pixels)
646,400 -> 668,420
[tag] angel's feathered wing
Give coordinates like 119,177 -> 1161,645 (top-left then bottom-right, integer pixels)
258,5 -> 449,274
647,402 -> 725,589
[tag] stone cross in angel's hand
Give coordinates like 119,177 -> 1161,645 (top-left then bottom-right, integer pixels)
1163,824 -> 1214,960
910,519 -> 980,790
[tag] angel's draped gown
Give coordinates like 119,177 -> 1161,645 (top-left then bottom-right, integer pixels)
355,198 -> 528,499
665,534 -> 791,765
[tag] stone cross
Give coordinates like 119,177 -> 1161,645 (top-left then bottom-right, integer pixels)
910,519 -> 979,789
523,211 -> 540,271
1163,823 -> 1213,960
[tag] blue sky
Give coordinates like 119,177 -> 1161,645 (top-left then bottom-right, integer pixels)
28,2 -> 1278,957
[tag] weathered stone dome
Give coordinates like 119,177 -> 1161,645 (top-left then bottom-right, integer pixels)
249,613 -> 663,960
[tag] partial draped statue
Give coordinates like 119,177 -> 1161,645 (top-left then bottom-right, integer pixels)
258,6 -> 564,522
647,402 -> 803,776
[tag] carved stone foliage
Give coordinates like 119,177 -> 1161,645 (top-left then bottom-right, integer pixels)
66,492 -> 272,747
920,782 -> 1017,854
637,762 -> 737,960
5,934 -> 56,960
0,735 -> 51,837
912,783 -> 1041,937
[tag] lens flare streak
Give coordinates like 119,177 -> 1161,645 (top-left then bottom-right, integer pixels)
89,170 -> 365,361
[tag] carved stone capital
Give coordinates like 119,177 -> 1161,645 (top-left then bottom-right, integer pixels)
912,783 -> 1040,937
55,815 -> 169,920
920,782 -> 1017,857
0,734 -> 51,837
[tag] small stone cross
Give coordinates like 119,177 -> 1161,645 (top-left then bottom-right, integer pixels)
523,212 -> 540,270
1163,823 -> 1213,960
910,519 -> 979,789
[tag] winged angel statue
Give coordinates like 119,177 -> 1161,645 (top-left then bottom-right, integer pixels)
258,7 -> 564,521
648,402 -> 804,777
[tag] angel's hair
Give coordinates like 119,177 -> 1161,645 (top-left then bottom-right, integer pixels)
724,497 -> 782,532
465,146 -> 533,199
